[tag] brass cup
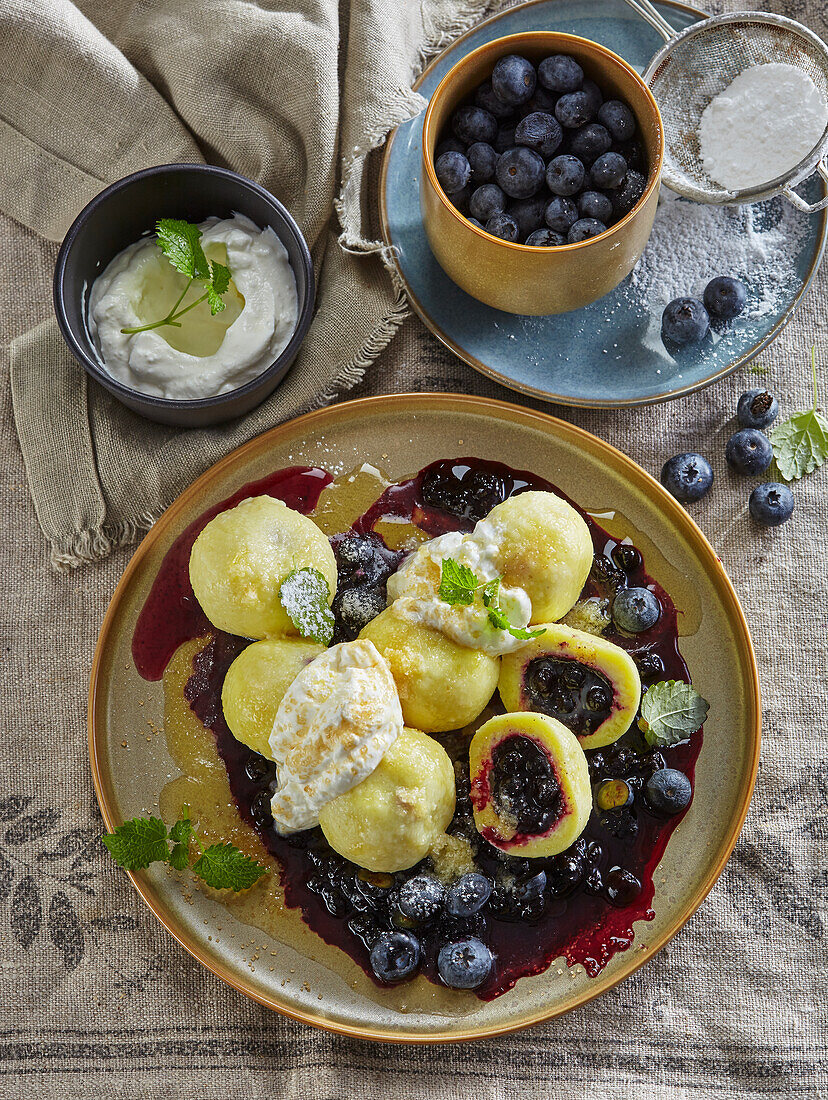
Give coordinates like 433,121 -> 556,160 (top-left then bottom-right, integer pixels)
421,32 -> 664,316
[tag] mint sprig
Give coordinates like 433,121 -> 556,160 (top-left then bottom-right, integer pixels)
120,218 -> 233,335
438,558 -> 545,641
638,680 -> 710,749
279,567 -> 335,646
102,805 -> 267,891
768,346 -> 828,481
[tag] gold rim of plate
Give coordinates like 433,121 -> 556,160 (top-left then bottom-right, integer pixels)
89,393 -> 761,1042
378,0 -> 828,408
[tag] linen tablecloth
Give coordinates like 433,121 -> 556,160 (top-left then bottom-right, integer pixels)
1,0 -> 826,1096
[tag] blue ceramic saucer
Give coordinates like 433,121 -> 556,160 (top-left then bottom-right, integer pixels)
380,0 -> 827,408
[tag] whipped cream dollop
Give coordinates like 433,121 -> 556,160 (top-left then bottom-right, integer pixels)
386,519 -> 532,655
268,640 -> 403,834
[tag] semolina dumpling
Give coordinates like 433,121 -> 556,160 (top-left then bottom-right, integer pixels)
485,491 -> 593,623
221,637 -> 325,758
318,727 -> 456,872
359,607 -> 499,733
189,495 -> 337,639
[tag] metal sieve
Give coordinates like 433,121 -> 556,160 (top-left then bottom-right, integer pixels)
622,0 -> 828,212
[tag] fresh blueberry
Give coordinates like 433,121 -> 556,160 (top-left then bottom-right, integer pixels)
515,111 -> 563,158
449,184 -> 472,213
369,931 -> 421,983
568,217 -> 607,242
452,105 -> 498,145
508,195 -> 546,239
493,124 -> 517,153
436,137 -> 465,157
495,146 -> 546,198
445,872 -> 492,917
474,79 -> 515,120
614,137 -> 646,173
538,53 -> 583,92
661,297 -> 710,346
737,388 -> 779,429
544,195 -> 579,233
467,216 -> 483,229
469,182 -> 507,222
644,768 -> 692,814
590,151 -> 627,189
612,586 -> 661,632
466,141 -> 499,183
397,874 -> 445,922
725,428 -> 773,475
524,86 -> 558,114
569,122 -> 612,165
437,938 -> 494,989
555,90 -> 595,129
612,168 -> 647,216
336,535 -> 388,584
582,79 -> 604,114
491,54 -> 537,106
525,228 -> 566,246
546,154 -> 585,196
434,150 -> 471,195
485,210 -> 520,241
598,99 -> 636,141
749,482 -> 794,526
333,585 -> 386,638
703,276 -> 747,320
660,452 -> 714,502
577,190 -> 613,222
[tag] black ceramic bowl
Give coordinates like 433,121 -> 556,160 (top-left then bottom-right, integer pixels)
53,163 -> 315,427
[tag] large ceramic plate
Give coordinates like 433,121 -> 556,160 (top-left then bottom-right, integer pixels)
89,395 -> 760,1041
380,0 -> 827,407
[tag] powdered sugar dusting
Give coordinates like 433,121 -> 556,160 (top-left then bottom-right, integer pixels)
628,189 -> 811,321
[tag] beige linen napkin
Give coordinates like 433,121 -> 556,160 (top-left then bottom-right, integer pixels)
2,0 -> 496,569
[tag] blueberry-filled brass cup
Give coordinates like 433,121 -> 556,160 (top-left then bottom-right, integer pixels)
420,32 -> 664,316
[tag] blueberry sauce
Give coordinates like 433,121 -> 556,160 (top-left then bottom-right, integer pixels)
132,457 -> 703,999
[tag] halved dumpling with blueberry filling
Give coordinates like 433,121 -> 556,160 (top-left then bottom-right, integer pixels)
469,712 -> 591,857
499,623 -> 641,750
485,491 -> 593,622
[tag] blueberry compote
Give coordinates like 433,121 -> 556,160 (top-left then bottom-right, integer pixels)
132,457 -> 703,999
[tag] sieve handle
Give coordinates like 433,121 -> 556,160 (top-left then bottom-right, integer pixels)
782,159 -> 828,214
618,0 -> 679,42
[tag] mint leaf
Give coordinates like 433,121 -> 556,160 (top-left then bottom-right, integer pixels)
168,843 -> 190,871
155,218 -> 210,281
638,680 -> 710,748
438,558 -> 478,605
480,577 -> 500,606
101,816 -> 169,870
485,604 -> 544,640
279,567 -> 335,646
769,346 -> 828,481
206,261 -> 231,314
169,809 -> 192,846
192,843 -> 267,891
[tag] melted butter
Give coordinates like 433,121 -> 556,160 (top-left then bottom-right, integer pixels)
133,242 -> 245,357
159,634 -> 479,1017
